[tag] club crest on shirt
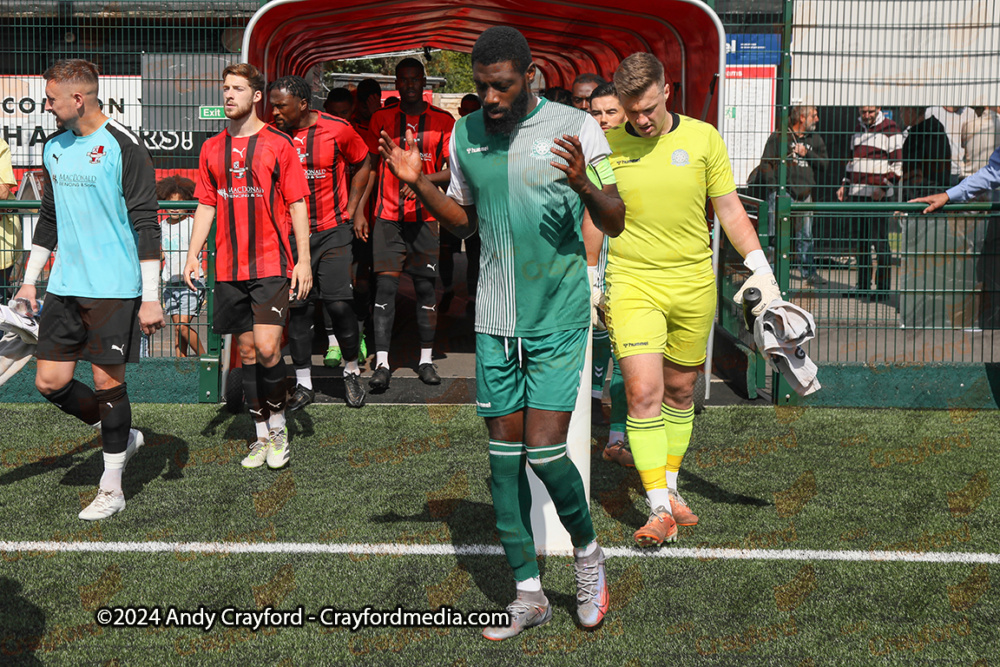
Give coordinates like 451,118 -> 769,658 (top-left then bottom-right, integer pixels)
87,145 -> 106,164
530,138 -> 553,160
295,147 -> 308,164
671,149 -> 690,166
232,160 -> 247,179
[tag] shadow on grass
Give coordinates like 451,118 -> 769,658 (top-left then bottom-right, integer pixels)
0,578 -> 45,665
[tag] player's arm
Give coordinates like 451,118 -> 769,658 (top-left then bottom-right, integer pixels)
425,168 -> 451,187
550,134 -> 625,237
378,129 -> 478,238
14,166 -> 57,314
715,190 -> 781,315
912,145 -> 1000,213
288,198 -> 312,300
354,167 -> 376,241
183,204 -> 215,291
346,154 -> 372,221
119,134 -> 166,335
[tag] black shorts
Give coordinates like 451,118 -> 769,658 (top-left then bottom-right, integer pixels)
213,277 -> 290,334
372,218 -> 440,278
290,225 -> 355,307
36,294 -> 141,365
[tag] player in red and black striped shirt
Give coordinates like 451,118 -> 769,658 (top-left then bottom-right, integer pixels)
269,75 -> 371,410
184,63 -> 312,470
359,58 -> 455,391
350,78 -> 383,353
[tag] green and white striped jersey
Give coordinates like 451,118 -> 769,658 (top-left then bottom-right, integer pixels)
447,98 -> 612,338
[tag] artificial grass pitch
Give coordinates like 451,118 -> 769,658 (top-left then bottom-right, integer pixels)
0,403 -> 997,664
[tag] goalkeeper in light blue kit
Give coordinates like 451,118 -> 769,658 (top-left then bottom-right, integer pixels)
377,27 -> 626,640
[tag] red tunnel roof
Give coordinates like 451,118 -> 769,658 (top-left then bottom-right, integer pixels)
242,0 -> 726,127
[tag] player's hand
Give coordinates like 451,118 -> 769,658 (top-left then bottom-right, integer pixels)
13,284 -> 38,316
836,186 -> 845,202
138,301 -> 166,336
549,134 -> 590,194
909,191 -> 949,214
734,272 -> 782,318
182,256 -> 201,291
591,285 -> 607,331
401,183 -> 418,200
353,211 -> 369,242
378,129 -> 423,186
291,261 -> 313,301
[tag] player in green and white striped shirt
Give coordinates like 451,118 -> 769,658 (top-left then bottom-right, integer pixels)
377,27 -> 625,640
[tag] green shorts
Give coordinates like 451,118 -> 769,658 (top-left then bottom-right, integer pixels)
475,327 -> 588,417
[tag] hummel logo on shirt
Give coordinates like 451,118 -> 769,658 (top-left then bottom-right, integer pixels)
465,146 -> 488,155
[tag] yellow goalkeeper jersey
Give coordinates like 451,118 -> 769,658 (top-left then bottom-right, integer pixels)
606,113 -> 736,276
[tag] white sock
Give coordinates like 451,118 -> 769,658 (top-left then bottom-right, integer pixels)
344,361 -> 360,375
328,334 -> 339,347
269,410 -> 286,432
591,389 -> 602,399
516,577 -> 542,593
376,351 -> 389,369
295,368 -> 313,391
573,540 -> 598,558
254,420 -> 270,441
665,470 -> 679,490
420,348 -> 433,365
100,451 -> 126,494
647,489 -> 672,513
607,430 -> 624,445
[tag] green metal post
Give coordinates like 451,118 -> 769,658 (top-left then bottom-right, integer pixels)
773,192 -> 798,405
198,223 -> 221,403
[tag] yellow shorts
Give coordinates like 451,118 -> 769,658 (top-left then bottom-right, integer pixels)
605,263 -> 716,366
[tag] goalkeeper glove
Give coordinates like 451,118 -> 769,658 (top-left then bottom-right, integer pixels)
734,249 -> 782,318
588,265 -> 607,331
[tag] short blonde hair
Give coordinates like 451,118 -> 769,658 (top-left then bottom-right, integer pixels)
613,53 -> 665,99
43,59 -> 100,92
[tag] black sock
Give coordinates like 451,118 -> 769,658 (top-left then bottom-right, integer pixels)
42,379 -> 100,426
94,383 -> 130,455
413,276 -> 437,348
260,359 -> 289,414
326,299 -> 360,362
287,303 -> 314,370
242,362 -> 269,423
374,273 -> 400,355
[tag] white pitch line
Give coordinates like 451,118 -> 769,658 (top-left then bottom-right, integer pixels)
2,541 -> 1000,564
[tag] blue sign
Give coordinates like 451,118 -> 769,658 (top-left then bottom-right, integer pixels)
725,34 -> 782,66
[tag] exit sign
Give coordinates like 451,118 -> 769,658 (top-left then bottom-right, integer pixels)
199,106 -> 225,120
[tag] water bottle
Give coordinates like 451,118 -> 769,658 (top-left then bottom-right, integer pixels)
742,287 -> 761,332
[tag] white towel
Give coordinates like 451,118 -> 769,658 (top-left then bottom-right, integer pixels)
0,332 -> 34,387
0,302 -> 40,344
753,300 -> 821,396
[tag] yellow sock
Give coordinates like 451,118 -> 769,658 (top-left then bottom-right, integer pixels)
662,403 -> 695,474
626,415 -> 668,491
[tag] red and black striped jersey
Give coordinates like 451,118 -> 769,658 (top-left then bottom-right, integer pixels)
284,112 -> 369,233
365,105 -> 454,223
195,125 -> 310,281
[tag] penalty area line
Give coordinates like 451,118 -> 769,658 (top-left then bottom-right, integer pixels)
1,541 -> 1000,564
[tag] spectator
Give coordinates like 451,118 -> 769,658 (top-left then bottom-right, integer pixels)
0,138 -> 18,303
383,95 -> 399,108
458,93 -> 480,117
927,106 -> 976,185
156,176 -> 205,358
837,106 -> 902,302
899,106 -> 951,200
961,106 -> 1000,188
758,105 -> 829,284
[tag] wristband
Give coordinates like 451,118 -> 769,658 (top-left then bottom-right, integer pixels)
23,244 -> 52,285
140,261 -> 160,302
743,249 -> 773,275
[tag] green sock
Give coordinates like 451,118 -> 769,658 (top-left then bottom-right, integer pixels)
489,440 -> 538,581
592,330 -> 612,392
609,356 -> 627,433
526,443 -> 596,548
663,404 -> 695,474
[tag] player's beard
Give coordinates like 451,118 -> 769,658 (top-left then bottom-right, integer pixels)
483,86 -> 531,136
226,98 -> 254,121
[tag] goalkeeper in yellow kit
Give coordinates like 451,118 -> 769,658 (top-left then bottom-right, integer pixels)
604,53 -> 780,547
